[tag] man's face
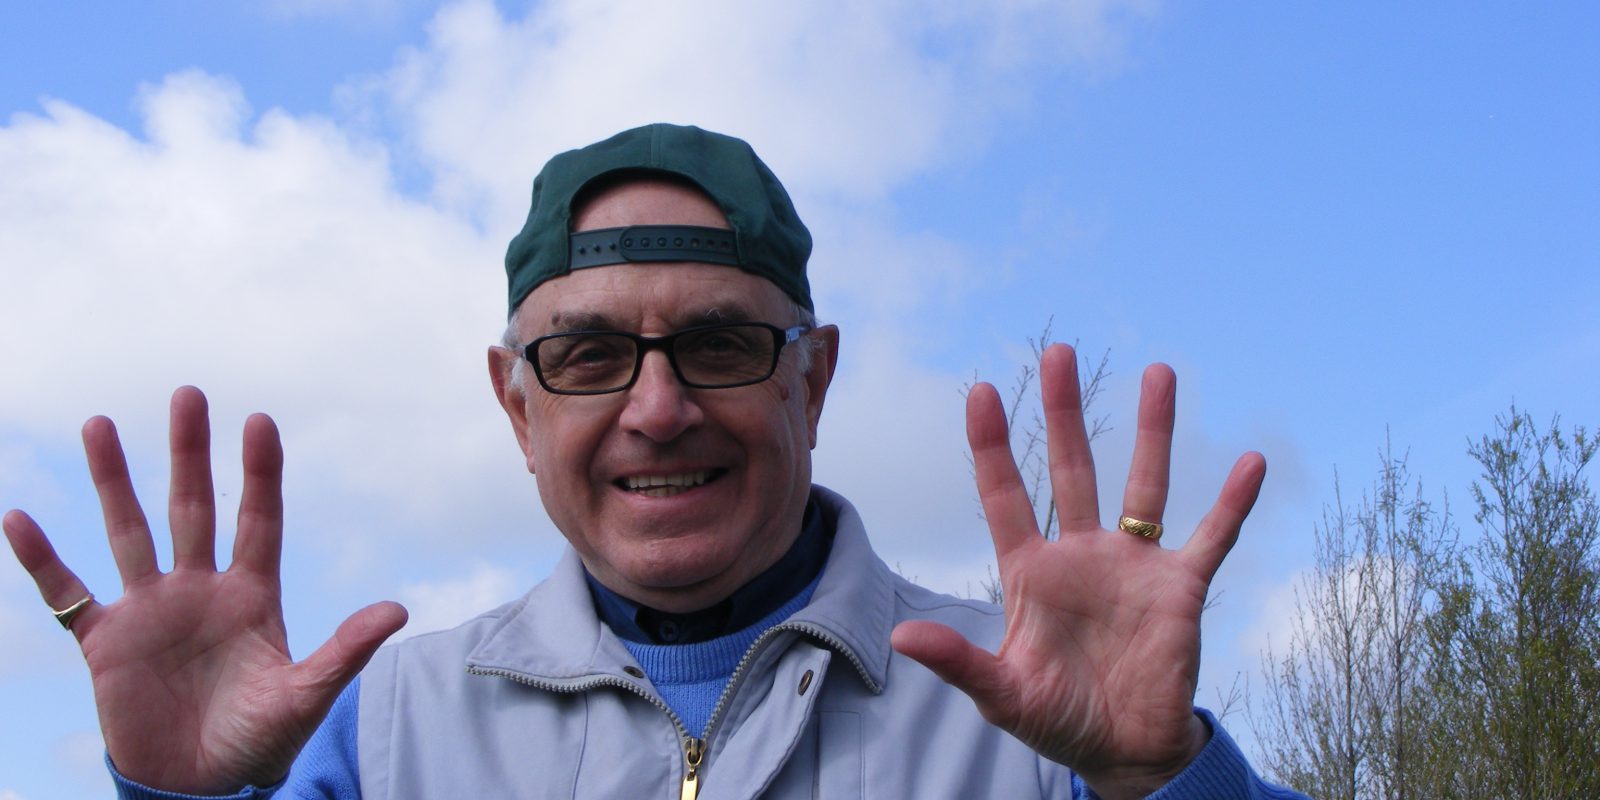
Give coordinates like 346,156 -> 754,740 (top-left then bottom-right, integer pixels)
490,180 -> 837,612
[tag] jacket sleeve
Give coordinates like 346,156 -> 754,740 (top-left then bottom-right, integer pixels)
110,679 -> 363,800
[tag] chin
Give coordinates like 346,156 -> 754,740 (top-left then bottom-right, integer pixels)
598,533 -> 739,590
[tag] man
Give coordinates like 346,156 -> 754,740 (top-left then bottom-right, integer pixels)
4,124 -> 1304,798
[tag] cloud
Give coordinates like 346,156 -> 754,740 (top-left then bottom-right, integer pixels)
396,561 -> 526,637
0,0 -> 1170,684
0,0 -> 1339,790
356,0 -> 1157,226
53,730 -> 113,796
2,0 -> 1164,576
0,550 -> 71,678
1236,568 -> 1306,663
0,68 -> 525,565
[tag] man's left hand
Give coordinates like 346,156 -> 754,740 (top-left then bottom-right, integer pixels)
890,344 -> 1266,800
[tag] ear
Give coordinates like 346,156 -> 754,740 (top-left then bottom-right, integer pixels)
802,325 -> 840,450
488,346 -> 538,474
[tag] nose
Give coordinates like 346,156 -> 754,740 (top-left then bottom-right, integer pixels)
618,350 -> 704,442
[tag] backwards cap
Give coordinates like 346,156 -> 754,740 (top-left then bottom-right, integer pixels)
503,123 -> 813,317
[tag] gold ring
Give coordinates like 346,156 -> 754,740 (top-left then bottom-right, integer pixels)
52,593 -> 94,631
1117,516 -> 1164,540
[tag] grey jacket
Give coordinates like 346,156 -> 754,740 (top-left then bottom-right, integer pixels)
356,487 -> 1283,799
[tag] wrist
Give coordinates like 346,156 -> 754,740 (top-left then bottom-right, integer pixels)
107,752 -> 281,800
1076,713 -> 1210,800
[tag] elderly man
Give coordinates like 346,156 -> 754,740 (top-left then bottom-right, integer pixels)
4,124 -> 1303,798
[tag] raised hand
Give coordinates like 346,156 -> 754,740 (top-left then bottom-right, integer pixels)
890,345 -> 1266,799
2,387 -> 407,794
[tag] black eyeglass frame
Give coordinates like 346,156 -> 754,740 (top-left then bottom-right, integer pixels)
523,322 -> 813,396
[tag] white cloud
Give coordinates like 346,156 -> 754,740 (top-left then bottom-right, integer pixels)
1236,568 -> 1306,663
0,68 -> 523,564
0,552 -> 71,678
357,0 -> 1156,228
0,0 -> 1173,761
1,0 -> 1162,578
0,789 -> 28,800
53,730 -> 113,796
397,562 -> 525,637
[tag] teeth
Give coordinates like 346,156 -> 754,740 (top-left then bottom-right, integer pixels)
623,471 -> 712,494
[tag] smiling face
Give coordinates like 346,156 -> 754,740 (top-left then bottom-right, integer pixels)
489,179 -> 838,612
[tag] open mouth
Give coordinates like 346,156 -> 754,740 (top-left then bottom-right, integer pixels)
616,469 -> 724,498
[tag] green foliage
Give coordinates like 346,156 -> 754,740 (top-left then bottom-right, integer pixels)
1417,410 -> 1600,798
1254,409 -> 1600,798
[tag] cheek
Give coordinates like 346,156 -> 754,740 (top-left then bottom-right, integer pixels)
526,400 -> 602,479
761,392 -> 813,463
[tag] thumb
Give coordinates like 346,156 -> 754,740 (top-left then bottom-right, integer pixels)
294,601 -> 408,701
891,620 -> 1018,728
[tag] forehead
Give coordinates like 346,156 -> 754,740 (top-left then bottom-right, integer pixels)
524,262 -> 792,335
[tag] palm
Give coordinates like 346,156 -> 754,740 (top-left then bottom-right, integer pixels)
991,528 -> 1209,766
3,387 -> 405,794
83,570 -> 306,790
892,345 -> 1265,798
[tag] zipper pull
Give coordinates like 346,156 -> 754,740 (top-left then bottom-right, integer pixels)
680,737 -> 705,800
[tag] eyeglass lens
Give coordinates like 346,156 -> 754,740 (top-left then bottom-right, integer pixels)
535,324 -> 779,393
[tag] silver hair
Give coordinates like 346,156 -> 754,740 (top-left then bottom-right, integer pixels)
499,297 -> 822,398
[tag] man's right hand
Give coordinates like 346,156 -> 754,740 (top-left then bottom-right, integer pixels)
2,386 -> 407,794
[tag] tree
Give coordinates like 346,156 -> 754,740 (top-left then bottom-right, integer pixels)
1251,442 -> 1451,798
1415,409 -> 1600,798
1252,408 -> 1600,798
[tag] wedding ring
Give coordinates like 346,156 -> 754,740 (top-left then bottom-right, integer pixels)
1117,516 -> 1164,540
52,593 -> 94,631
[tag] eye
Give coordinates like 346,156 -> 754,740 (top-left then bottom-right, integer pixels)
681,328 -> 761,362
570,341 -> 620,364
541,334 -> 631,373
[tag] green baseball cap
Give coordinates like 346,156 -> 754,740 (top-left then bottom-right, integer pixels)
503,123 -> 814,317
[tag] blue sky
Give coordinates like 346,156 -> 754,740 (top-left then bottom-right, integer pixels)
2,2 -> 1597,796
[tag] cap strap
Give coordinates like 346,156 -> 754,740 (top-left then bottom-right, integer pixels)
569,225 -> 741,270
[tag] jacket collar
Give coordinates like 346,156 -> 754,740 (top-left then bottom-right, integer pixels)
465,485 -> 894,692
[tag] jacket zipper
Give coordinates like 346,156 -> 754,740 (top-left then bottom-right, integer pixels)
468,620 -> 879,798
680,736 -> 704,800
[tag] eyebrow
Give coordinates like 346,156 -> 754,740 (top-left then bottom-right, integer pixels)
546,310 -> 619,333
545,303 -> 763,334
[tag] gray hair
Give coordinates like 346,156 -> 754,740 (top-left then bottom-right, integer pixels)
500,298 -> 823,398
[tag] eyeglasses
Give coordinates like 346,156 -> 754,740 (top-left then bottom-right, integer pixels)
523,322 -> 813,396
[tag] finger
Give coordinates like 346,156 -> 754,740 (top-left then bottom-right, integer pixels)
293,601 -> 408,703
4,509 -> 102,636
1039,344 -> 1100,534
967,382 -> 1042,561
169,387 -> 217,571
231,413 -> 284,576
83,416 -> 160,584
1120,364 -> 1176,537
1178,452 -> 1267,582
890,620 -> 1019,730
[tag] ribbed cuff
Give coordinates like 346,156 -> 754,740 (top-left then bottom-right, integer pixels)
1142,709 -> 1309,799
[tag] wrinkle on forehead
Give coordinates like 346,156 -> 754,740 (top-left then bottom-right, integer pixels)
546,302 -> 763,334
